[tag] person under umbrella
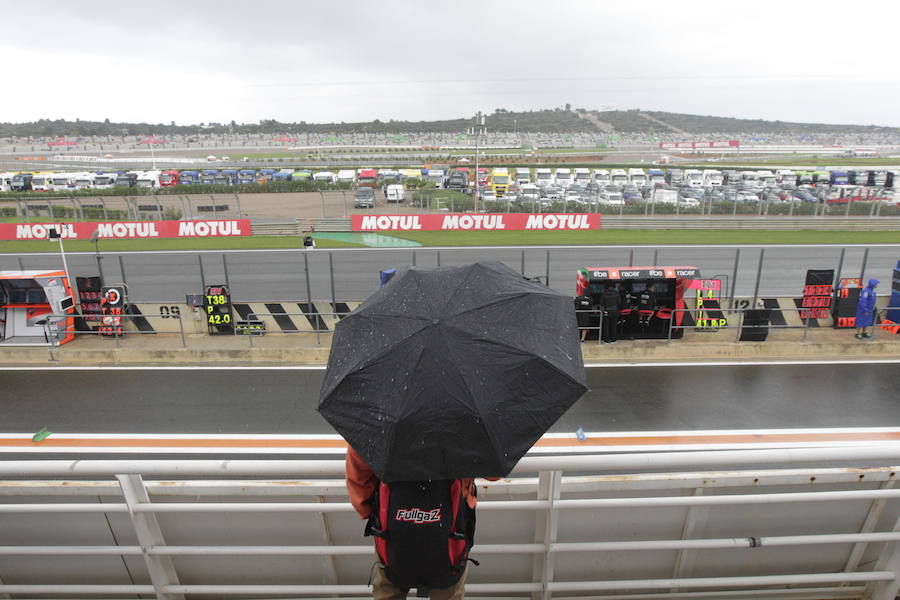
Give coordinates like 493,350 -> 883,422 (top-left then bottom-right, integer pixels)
319,261 -> 588,597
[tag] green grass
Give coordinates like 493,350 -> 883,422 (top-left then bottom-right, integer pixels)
2,229 -> 899,254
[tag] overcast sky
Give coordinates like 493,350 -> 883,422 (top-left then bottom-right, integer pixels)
4,0 -> 899,127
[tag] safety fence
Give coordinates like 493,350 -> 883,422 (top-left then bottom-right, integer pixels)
2,446 -> 900,599
2,243 -> 893,304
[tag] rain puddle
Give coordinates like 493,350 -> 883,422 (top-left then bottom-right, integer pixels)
313,232 -> 422,247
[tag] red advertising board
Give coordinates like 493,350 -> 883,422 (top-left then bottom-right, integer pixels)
0,219 -> 252,240
352,213 -> 601,231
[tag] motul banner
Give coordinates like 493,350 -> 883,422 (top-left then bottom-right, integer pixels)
352,213 -> 601,231
658,140 -> 739,149
0,219 -> 252,240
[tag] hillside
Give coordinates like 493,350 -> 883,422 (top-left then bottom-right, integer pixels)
593,109 -> 900,135
2,108 -> 898,137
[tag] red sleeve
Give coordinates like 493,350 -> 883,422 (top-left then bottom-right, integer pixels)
345,447 -> 378,520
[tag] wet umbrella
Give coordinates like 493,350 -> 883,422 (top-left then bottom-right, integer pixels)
317,261 -> 588,482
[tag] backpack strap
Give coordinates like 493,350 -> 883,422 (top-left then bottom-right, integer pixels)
364,482 -> 391,566
447,479 -> 471,572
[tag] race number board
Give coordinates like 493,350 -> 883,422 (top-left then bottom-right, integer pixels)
204,285 -> 234,334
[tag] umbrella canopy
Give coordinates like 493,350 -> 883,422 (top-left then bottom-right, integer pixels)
318,261 -> 588,482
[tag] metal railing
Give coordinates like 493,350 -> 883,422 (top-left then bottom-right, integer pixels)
2,446 -> 900,599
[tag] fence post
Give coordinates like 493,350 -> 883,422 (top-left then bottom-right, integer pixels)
198,255 -> 206,291
118,255 -> 128,285
303,252 -> 313,310
437,251 -> 441,267
835,247 -> 846,284
667,310 -> 675,344
752,249 -> 765,307
629,249 -> 634,267
222,254 -> 230,290
320,190 -> 326,218
860,247 -> 870,281
735,309 -> 744,343
845,199 -> 852,218
521,250 -> 525,275
178,314 -> 186,348
234,193 -> 242,218
545,250 -> 551,288
412,250 -> 417,267
653,249 -> 659,265
329,252 -> 336,312
17,257 -> 24,270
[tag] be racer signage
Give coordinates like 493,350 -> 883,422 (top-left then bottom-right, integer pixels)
1,219 -> 251,240
352,213 -> 600,232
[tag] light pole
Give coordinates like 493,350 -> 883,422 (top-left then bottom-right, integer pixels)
470,111 -> 486,212
48,227 -> 72,292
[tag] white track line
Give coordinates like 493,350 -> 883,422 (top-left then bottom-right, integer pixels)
2,359 -> 900,371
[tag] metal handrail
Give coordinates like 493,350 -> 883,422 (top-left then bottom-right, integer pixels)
2,450 -> 900,599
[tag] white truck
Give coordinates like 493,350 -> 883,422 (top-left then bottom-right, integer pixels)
684,169 -> 704,188
426,169 -> 446,188
627,168 -> 647,187
554,168 -> 573,187
0,172 -> 17,192
50,173 -> 77,192
592,169 -> 611,186
574,167 -> 592,185
30,173 -> 54,191
757,170 -> 776,187
74,172 -> 96,189
337,170 -> 356,184
93,172 -> 118,189
520,183 -> 540,202
610,169 -> 628,187
535,168 -> 553,188
702,169 -> 723,187
313,171 -> 337,184
515,167 -> 532,185
776,169 -> 797,186
136,170 -> 161,188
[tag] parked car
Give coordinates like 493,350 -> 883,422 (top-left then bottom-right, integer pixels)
353,187 -> 375,208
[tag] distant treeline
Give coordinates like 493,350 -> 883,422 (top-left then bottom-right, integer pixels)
0,109 -> 594,138
2,107 -> 898,138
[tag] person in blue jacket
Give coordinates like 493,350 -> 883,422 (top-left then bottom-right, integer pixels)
855,279 -> 879,339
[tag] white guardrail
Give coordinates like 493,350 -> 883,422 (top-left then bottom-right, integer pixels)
2,443 -> 900,599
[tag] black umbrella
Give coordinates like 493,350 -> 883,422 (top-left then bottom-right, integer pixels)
317,261 -> 588,482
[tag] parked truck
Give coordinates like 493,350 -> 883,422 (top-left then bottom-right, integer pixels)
627,168 -> 647,187
358,169 -> 378,187
515,167 -> 531,185
160,170 -> 181,187
535,168 -> 553,188
491,167 -> 510,197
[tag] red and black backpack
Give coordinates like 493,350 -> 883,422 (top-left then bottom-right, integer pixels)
365,479 -> 477,592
